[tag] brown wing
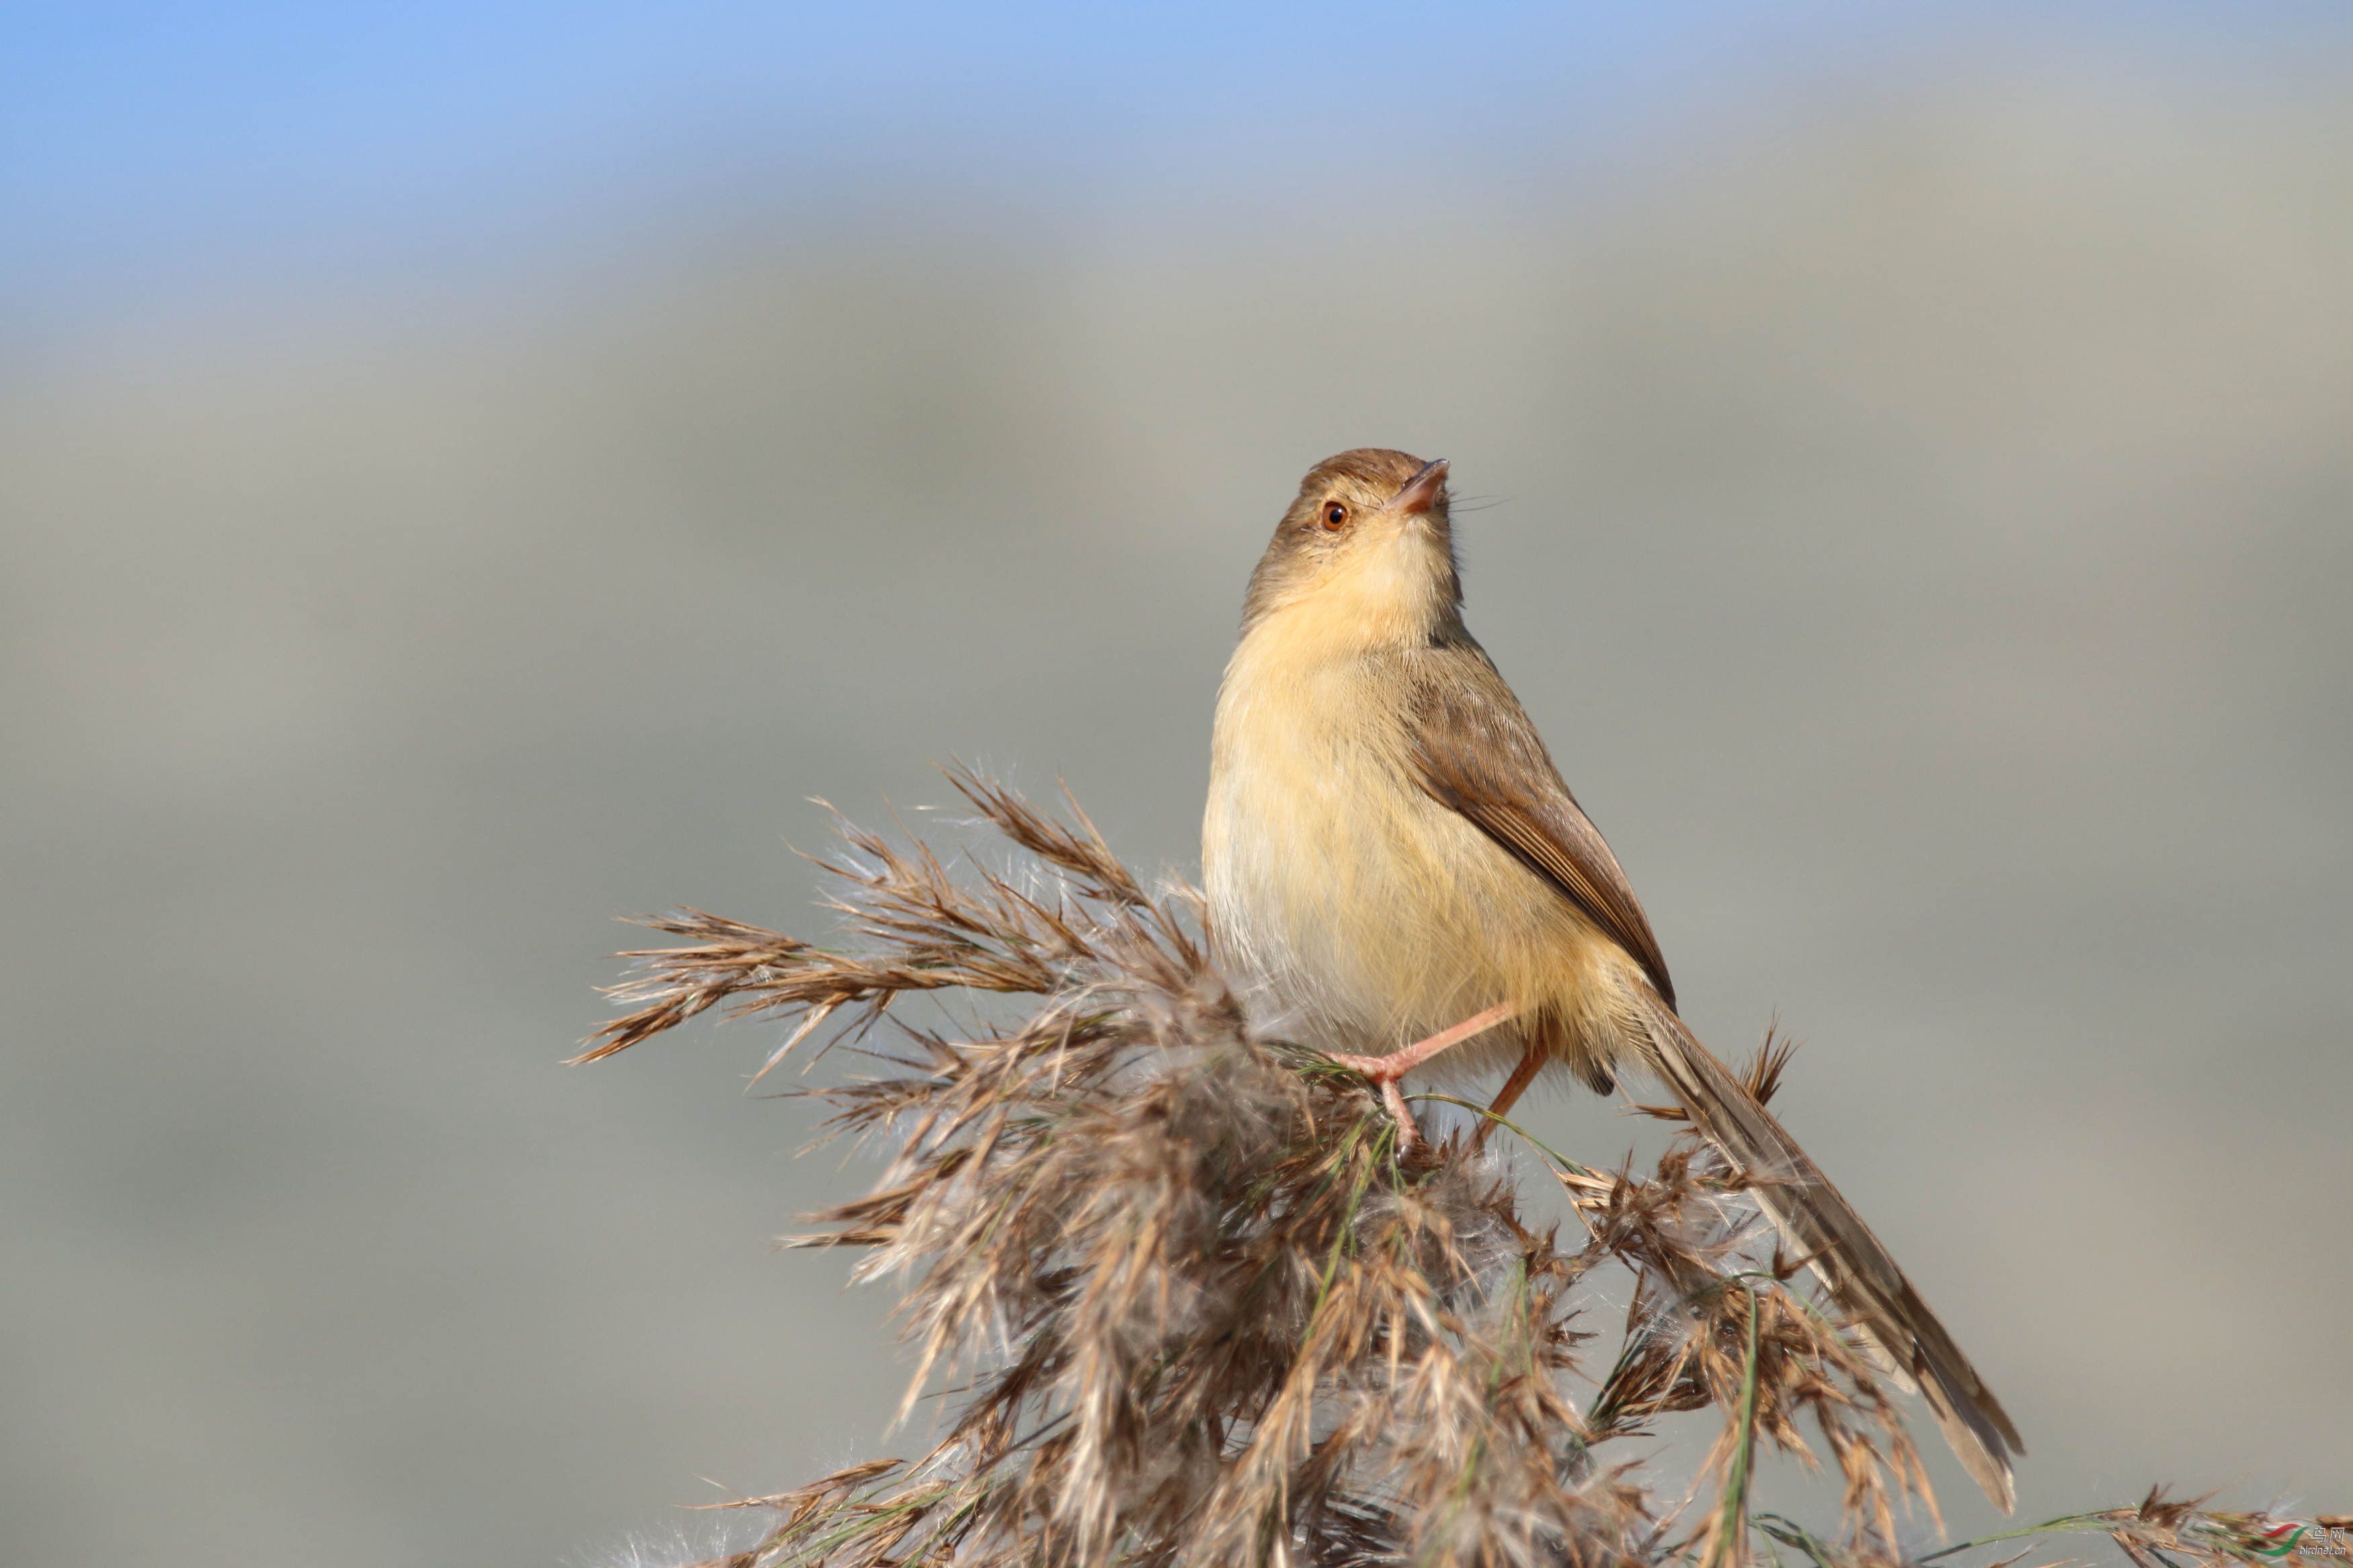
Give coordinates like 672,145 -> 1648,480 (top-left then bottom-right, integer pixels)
1406,645 -> 1677,1010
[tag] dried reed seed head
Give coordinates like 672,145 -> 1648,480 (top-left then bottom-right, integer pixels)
588,770 -> 2305,1568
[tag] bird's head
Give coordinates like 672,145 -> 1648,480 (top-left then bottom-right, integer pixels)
1239,448 -> 1462,645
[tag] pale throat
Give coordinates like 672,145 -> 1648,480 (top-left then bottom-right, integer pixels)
1252,534 -> 1457,661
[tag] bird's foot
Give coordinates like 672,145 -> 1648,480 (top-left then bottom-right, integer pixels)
1326,1002 -> 1519,1155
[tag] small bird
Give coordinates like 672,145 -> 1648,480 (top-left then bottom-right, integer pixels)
1202,448 -> 2024,1510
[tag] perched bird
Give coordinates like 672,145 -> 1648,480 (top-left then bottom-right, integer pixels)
1202,448 -> 2024,1510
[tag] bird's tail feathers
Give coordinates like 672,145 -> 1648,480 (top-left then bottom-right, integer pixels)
1629,989 -> 2025,1513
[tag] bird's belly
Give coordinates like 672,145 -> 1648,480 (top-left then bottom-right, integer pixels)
1204,686 -> 1613,1061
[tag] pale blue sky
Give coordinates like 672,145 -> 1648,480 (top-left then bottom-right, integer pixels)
3,2 -> 2343,334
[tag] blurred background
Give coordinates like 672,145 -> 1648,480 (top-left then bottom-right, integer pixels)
3,3 -> 2349,1563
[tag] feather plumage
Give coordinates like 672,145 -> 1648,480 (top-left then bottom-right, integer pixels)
1205,447 -> 2023,1510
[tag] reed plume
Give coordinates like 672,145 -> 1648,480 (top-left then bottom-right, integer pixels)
583,768 -> 2336,1568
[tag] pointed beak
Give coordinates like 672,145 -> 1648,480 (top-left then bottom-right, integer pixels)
1386,458 -> 1449,517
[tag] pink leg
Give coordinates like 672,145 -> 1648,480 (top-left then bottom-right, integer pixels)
1328,1002 -> 1519,1152
1470,1039 -> 1550,1153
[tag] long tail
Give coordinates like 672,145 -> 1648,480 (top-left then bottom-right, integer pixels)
1628,988 -> 2024,1512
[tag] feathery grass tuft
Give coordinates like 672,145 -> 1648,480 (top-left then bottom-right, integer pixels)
587,769 -> 2331,1568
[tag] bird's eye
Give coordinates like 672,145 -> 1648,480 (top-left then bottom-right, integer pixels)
1320,501 -> 1350,532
